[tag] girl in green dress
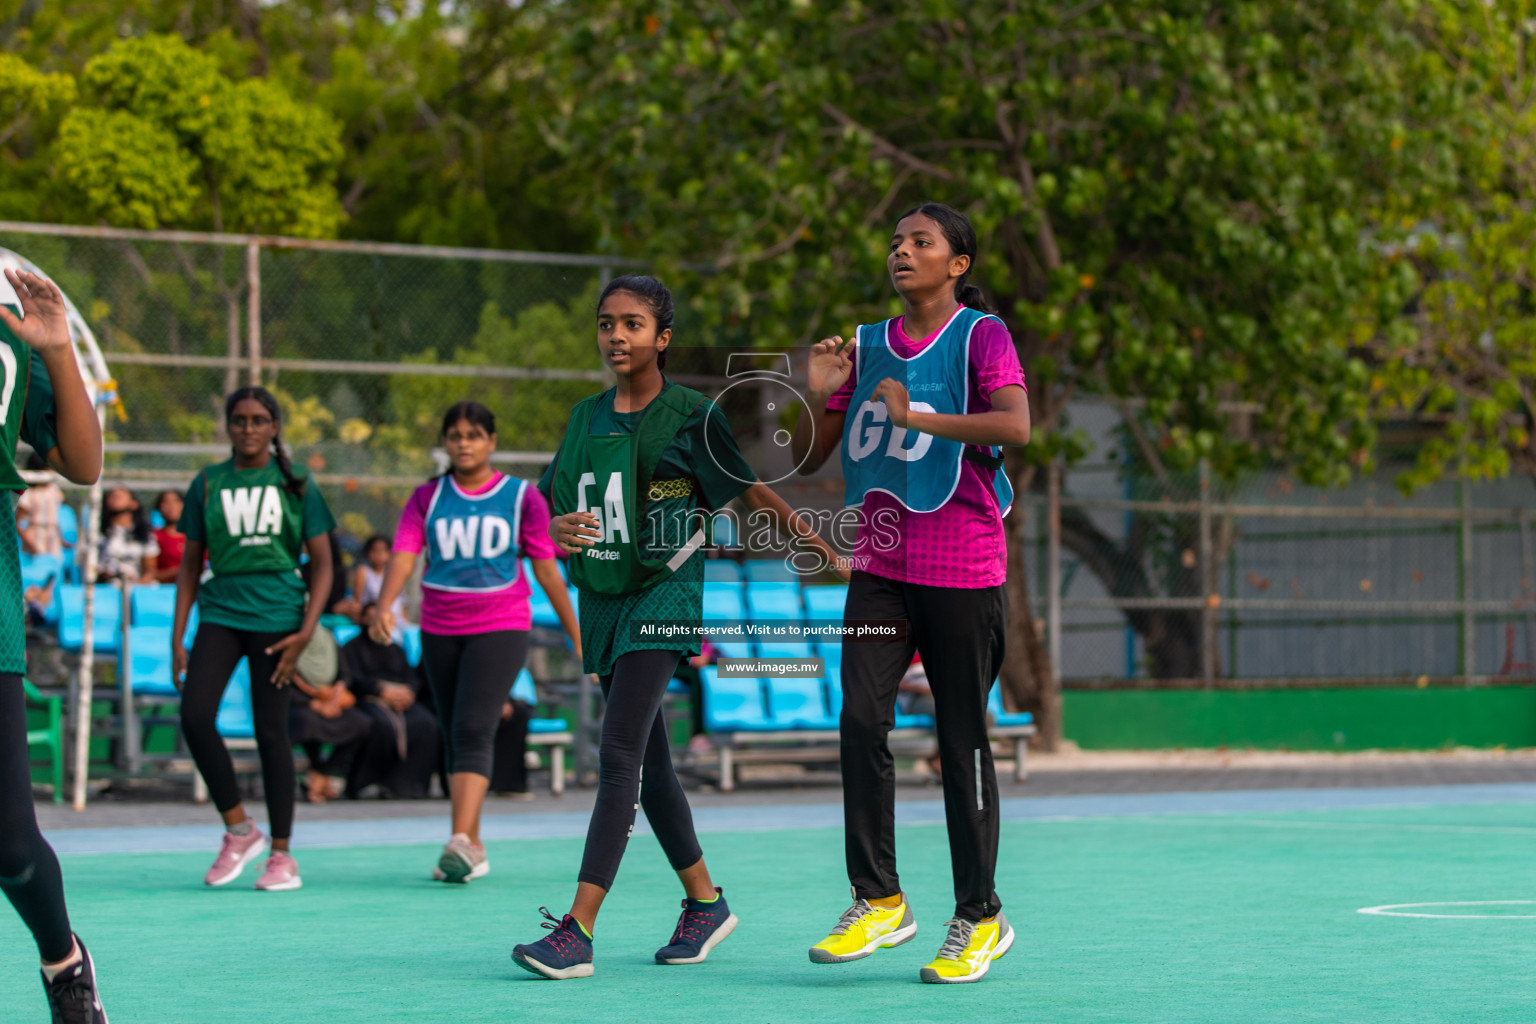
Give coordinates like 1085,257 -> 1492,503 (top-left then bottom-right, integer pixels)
173,386 -> 336,892
512,275 -> 843,979
0,268 -> 109,1021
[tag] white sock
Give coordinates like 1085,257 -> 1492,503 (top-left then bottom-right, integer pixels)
40,938 -> 81,982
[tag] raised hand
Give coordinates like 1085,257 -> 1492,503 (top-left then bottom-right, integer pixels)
871,377 -> 911,428
552,511 -> 602,554
0,269 -> 71,352
807,336 -> 854,401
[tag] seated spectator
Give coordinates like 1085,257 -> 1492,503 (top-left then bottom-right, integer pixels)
339,604 -> 441,799
96,488 -> 158,582
16,452 -> 64,557
308,530 -> 361,621
490,692 -> 534,800
151,489 -> 185,584
353,535 -> 407,624
288,626 -> 371,803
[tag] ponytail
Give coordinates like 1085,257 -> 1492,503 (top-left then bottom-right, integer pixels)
225,385 -> 306,498
896,202 -> 995,313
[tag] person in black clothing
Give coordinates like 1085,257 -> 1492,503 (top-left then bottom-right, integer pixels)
340,604 -> 442,799
490,688 -> 534,798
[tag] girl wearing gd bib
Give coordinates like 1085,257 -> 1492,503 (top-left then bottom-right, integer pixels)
371,400 -> 580,883
511,275 -> 843,980
174,386 -> 337,892
792,204 -> 1031,984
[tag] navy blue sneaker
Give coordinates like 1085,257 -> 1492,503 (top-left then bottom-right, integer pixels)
512,908 -> 594,979
40,935 -> 108,1022
655,887 -> 738,964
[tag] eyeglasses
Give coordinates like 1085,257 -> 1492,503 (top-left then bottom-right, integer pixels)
229,415 -> 274,432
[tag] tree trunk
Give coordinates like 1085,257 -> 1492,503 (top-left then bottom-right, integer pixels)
999,447 -> 1060,748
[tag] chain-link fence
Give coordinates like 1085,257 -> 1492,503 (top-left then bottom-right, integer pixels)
0,221 -> 630,544
1029,458 -> 1536,689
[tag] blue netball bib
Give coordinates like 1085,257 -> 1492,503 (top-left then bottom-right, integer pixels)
422,474 -> 527,593
841,307 -> 1014,515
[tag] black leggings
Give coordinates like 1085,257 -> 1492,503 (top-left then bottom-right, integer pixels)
419,630 -> 529,778
578,649 -> 702,891
840,571 -> 1006,922
0,673 -> 73,961
180,623 -> 297,840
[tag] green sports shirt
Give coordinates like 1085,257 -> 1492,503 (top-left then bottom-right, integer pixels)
181,459 -> 336,634
0,332 -> 61,675
539,386 -> 753,676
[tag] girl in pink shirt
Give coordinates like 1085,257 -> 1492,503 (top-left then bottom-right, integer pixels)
373,401 -> 579,882
791,203 -> 1031,984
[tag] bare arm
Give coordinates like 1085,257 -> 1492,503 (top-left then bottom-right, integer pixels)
531,558 -> 582,661
369,548 -> 417,642
739,482 -> 849,580
0,270 -> 101,484
792,336 -> 854,476
873,380 -> 1030,448
264,531 -> 333,687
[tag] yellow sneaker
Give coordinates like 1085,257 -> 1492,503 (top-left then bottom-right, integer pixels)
919,912 -> 1014,984
808,897 -> 918,963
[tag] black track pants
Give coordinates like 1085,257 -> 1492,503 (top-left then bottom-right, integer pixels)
180,624 -> 297,840
577,649 -> 702,891
419,630 -> 529,778
840,571 -> 1006,921
0,673 -> 72,961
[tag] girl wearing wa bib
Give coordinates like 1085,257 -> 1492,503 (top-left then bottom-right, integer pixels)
174,386 -> 337,893
792,204 -> 1031,985
373,401 -> 579,883
511,275 -> 843,980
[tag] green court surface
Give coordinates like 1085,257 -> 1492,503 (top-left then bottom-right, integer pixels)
6,803 -> 1536,1022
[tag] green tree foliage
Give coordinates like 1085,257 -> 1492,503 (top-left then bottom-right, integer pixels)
56,33 -> 342,235
530,0 -> 1463,734
1372,0 -> 1536,493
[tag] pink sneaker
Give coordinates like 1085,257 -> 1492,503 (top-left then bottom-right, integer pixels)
204,827 -> 269,887
255,851 -> 302,891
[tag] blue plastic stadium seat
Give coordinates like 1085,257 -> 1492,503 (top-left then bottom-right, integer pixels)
699,667 -> 774,732
529,718 -> 568,735
20,551 -> 63,592
742,560 -> 798,583
182,604 -> 199,648
58,504 -> 79,549
703,559 -> 743,584
216,660 -> 255,739
802,584 -> 848,621
511,667 -> 538,705
745,582 -> 803,622
121,625 -> 179,697
398,624 -> 422,667
332,623 -> 361,649
57,584 -> 123,653
529,585 -> 560,630
766,677 -> 837,729
702,581 -> 745,620
756,638 -> 814,659
130,586 -> 177,628
894,711 -> 935,729
988,682 -> 1034,727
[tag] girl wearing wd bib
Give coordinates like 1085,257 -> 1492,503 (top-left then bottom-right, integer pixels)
791,204 -> 1031,984
0,270 -> 109,1020
370,401 -> 579,883
511,275 -> 841,980
173,387 -> 337,892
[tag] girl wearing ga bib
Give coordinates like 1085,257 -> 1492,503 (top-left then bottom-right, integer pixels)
791,204 -> 1032,984
0,269 -> 111,1019
372,401 -> 579,883
510,275 -> 843,981
173,386 -> 337,893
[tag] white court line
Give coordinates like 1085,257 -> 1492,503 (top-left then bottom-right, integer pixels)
1359,901 -> 1536,919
